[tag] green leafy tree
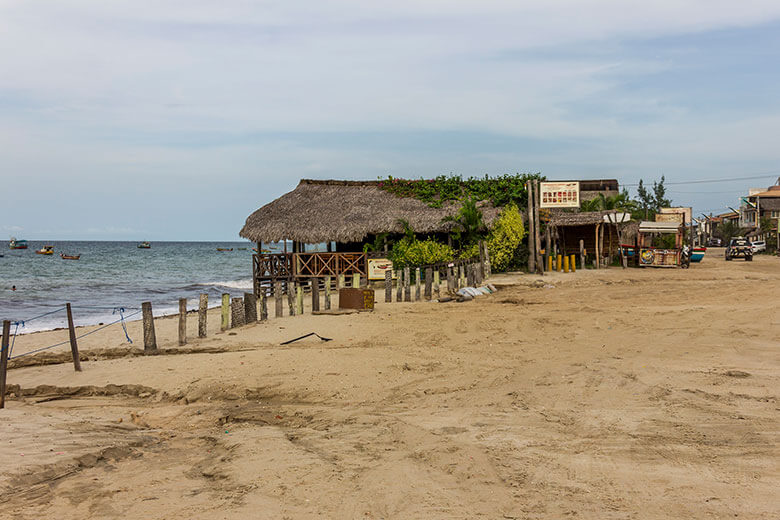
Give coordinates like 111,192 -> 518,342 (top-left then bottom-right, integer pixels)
632,176 -> 672,220
442,197 -> 485,248
653,176 -> 671,210
716,221 -> 742,244
636,179 -> 653,219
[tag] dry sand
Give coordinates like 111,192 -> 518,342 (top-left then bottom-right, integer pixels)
1,249 -> 778,519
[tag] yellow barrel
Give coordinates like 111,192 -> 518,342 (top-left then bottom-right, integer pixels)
547,255 -> 553,272
563,255 -> 570,273
570,254 -> 576,272
556,254 -> 562,272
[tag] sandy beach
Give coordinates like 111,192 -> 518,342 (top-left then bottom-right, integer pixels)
1,250 -> 778,519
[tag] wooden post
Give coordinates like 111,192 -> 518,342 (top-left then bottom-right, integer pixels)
433,270 -> 440,298
447,266 -> 455,293
534,179 -> 543,273
563,255 -> 569,273
338,273 -> 345,289
312,278 -> 320,312
63,303 -> 83,371
467,264 -> 474,287
579,239 -> 585,270
260,290 -> 268,321
478,240 -> 486,279
324,275 -> 332,310
570,254 -> 576,273
0,321 -> 8,409
244,292 -> 257,323
599,223 -> 605,268
556,254 -> 562,272
274,282 -> 283,318
221,293 -> 230,330
385,270 -> 393,303
296,282 -> 304,315
424,267 -> 433,300
403,267 -> 411,302
459,264 -> 465,288
396,269 -> 403,302
178,298 -> 187,345
594,224 -> 601,268
231,297 -> 245,328
475,262 -> 483,285
482,241 -> 492,278
142,302 -> 157,351
352,273 -> 361,289
415,267 -> 421,301
527,180 -> 536,272
544,226 -> 551,272
198,294 -> 208,337
287,280 -> 295,316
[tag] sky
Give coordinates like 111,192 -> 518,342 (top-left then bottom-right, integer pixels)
2,1 -> 780,240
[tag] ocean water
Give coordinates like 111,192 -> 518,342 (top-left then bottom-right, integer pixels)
0,241 -> 279,333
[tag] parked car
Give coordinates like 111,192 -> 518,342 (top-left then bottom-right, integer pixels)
725,237 -> 753,261
707,238 -> 723,247
752,240 -> 766,253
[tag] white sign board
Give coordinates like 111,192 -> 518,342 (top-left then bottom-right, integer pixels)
540,182 -> 580,208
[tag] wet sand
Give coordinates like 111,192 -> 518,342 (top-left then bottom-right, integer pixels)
1,249 -> 778,519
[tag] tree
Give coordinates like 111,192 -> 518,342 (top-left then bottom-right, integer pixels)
716,221 -> 742,244
636,180 -> 653,219
442,197 -> 485,247
580,190 -> 639,212
653,176 -> 671,210
632,176 -> 672,220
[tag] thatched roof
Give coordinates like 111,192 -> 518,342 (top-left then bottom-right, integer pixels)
240,179 -> 504,243
549,210 -> 631,227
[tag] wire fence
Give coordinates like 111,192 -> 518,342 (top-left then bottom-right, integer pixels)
3,305 -> 141,360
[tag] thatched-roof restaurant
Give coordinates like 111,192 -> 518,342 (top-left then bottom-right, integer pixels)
547,210 -> 635,266
240,179 -> 503,250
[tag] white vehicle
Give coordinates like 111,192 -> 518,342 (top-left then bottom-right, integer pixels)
751,240 -> 766,253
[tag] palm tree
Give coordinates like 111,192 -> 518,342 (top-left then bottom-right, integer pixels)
442,197 -> 485,247
580,191 -> 638,213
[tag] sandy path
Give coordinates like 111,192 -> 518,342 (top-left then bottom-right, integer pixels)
1,251 -> 778,519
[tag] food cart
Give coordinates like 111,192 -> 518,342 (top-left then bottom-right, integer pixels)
635,221 -> 690,268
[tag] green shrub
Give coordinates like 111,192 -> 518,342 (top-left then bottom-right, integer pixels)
486,204 -> 526,271
389,237 -> 455,269
459,242 -> 480,260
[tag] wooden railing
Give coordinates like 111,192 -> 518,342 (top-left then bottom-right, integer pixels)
253,252 -> 367,284
293,252 -> 366,278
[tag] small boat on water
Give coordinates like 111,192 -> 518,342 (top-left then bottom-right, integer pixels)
216,247 -> 234,252
9,237 -> 28,249
60,253 -> 81,260
138,241 -> 151,249
691,247 -> 706,263
36,245 -> 54,255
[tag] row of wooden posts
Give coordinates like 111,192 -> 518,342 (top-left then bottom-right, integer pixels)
0,251 -> 491,409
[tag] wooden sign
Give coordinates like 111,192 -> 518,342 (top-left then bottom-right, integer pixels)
540,182 -> 580,208
368,258 -> 395,280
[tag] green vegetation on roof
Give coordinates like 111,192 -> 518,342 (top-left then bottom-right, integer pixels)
376,173 -> 544,208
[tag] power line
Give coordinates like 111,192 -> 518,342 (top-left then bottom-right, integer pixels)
622,172 -> 780,187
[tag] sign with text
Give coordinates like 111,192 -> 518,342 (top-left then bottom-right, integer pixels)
368,258 -> 395,280
657,207 -> 692,224
540,182 -> 580,208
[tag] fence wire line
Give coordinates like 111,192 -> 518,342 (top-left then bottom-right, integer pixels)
8,309 -> 142,360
